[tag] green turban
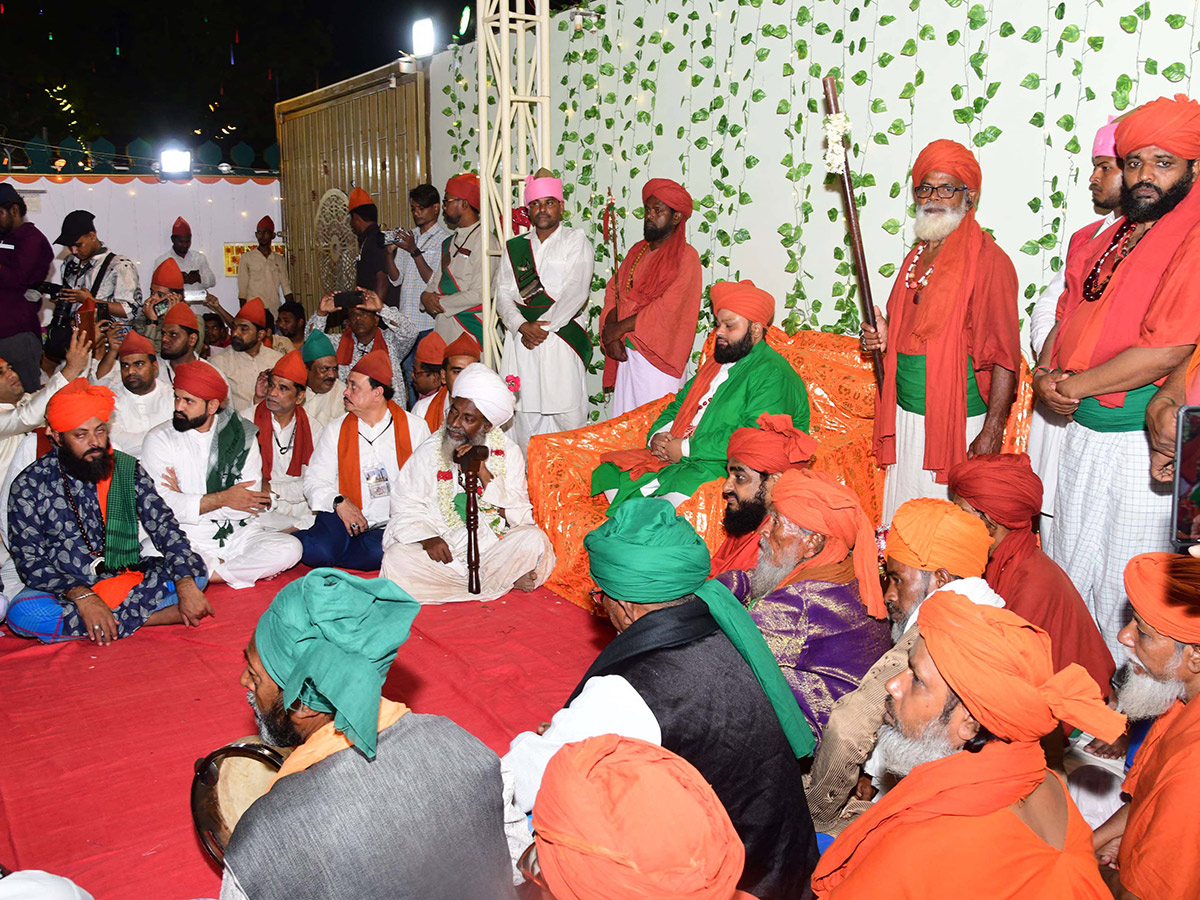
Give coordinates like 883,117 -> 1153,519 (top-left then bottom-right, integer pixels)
254,568 -> 420,758
301,329 -> 336,364
584,498 -> 815,758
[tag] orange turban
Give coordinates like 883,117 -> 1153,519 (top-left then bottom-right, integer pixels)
444,332 -> 482,361
173,360 -> 228,403
886,497 -> 990,578
1115,93 -> 1200,160
272,350 -> 308,387
642,178 -> 694,219
711,279 -> 775,326
919,590 -> 1126,743
117,330 -> 156,358
1125,552 -> 1200,643
726,412 -> 816,474
171,216 -> 191,237
257,215 -> 275,232
351,349 -> 392,385
533,735 -> 744,900
445,173 -> 481,210
162,301 -> 199,332
772,469 -> 885,617
235,297 -> 267,329
46,378 -> 117,432
911,139 -> 982,191
151,257 -> 184,291
347,186 -> 374,212
415,332 -> 447,366
946,452 -> 1041,531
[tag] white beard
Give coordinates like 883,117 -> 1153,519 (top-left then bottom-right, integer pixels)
874,721 -> 959,777
1115,649 -> 1186,721
750,535 -> 798,601
913,203 -> 967,242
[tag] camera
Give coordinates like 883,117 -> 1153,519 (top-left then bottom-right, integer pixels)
376,227 -> 411,249
34,281 -> 64,300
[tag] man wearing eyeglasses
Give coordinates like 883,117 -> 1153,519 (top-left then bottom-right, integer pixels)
862,139 -> 1020,524
422,173 -> 485,346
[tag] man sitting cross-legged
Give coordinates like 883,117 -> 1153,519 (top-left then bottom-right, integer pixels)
6,379 -> 211,643
221,568 -> 516,900
141,360 -> 302,588
719,469 -> 891,743
710,412 -> 816,576
592,279 -> 809,512
381,363 -> 554,603
252,350 -> 322,532
811,590 -> 1125,899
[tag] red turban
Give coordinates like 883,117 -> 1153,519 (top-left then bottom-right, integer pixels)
173,360 -> 228,403
257,216 -> 275,232
171,216 -> 191,237
118,330 -> 156,358
727,412 -> 816,473
919,590 -> 1126,743
444,332 -> 482,361
772,469 -> 886,617
347,186 -> 374,212
445,173 -> 481,210
272,350 -> 308,387
1125,552 -> 1200,643
151,257 -> 184,291
911,139 -> 982,191
711,279 -> 775,326
415,332 -> 447,366
235,297 -> 267,329
886,497 -> 990,578
1115,93 -> 1200,160
642,178 -> 694,219
46,378 -> 117,432
946,452 -> 1041,531
162,301 -> 199,332
533,735 -> 744,900
351,349 -> 392,385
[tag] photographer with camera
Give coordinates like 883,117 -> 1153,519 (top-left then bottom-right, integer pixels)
54,210 -> 142,326
0,184 -> 54,392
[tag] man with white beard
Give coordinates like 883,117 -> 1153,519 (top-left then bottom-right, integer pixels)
1090,553 -> 1200,900
861,140 -> 1020,523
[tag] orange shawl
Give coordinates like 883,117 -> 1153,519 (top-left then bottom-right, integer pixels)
710,530 -> 761,577
336,328 -> 385,367
423,385 -> 448,432
336,402 -> 413,508
268,698 -> 409,790
253,402 -> 314,481
91,474 -> 145,609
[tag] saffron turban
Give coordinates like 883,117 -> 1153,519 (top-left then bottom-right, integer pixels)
444,332 -> 482,361
1093,116 -> 1119,159
1125,552 -> 1200,643
46,378 -> 116,432
171,216 -> 191,237
726,412 -> 817,474
886,497 -> 989,578
445,173 -> 481,210
451,362 -> 515,427
151,257 -> 185,291
351,349 -> 392,386
946,452 -> 1041,531
585,497 -> 815,757
256,215 -> 275,232
1115,93 -> 1200,160
773,469 -> 886,618
272,350 -> 308,387
163,300 -> 199,332
911,139 -> 982,191
173,360 -> 228,403
711,279 -> 775,327
524,169 -> 563,204
642,178 -> 693,219
301,329 -> 336,364
118,330 -> 156,358
347,186 -> 373,212
415,332 -> 447,366
918,590 -> 1127,744
254,567 -> 420,759
235,297 -> 267,329
534,735 -> 744,900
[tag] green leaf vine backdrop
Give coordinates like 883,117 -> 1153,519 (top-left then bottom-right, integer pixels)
429,0 -> 1198,417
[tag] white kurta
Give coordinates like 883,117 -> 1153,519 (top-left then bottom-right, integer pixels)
426,225 -> 484,342
494,225 -> 595,447
302,380 -> 347,430
258,412 -> 324,530
157,357 -> 230,394
152,248 -> 216,290
141,417 -> 302,588
107,378 -> 175,458
380,429 -> 554,603
0,371 -> 66,480
304,409 -> 431,528
209,345 -> 284,414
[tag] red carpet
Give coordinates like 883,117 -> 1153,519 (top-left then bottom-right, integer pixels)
0,569 -> 611,899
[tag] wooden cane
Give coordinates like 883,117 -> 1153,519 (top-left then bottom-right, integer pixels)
822,76 -> 885,391
459,445 -> 491,595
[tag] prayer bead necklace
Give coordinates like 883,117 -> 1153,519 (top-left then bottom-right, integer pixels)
57,461 -> 106,576
1082,219 -> 1139,303
905,242 -> 933,304
625,244 -> 649,292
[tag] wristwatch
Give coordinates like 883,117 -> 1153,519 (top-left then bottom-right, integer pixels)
333,495 -> 345,509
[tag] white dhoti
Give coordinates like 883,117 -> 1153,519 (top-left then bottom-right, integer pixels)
1048,422 -> 1172,661
611,349 -> 687,418
185,520 -> 304,590
881,407 -> 987,524
380,525 -> 555,604
1028,400 -> 1069,547
510,409 -> 587,449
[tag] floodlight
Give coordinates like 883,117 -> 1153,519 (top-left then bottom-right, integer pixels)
458,6 -> 471,36
412,18 -> 435,57
160,149 -> 192,175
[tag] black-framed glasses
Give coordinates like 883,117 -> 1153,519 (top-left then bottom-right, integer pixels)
913,184 -> 970,200
588,588 -> 604,611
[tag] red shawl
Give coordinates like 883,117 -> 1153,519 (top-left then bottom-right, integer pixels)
253,402 -> 314,481
337,328 -> 385,367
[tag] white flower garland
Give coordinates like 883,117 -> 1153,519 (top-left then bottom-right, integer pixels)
823,112 -> 852,175
434,427 -> 510,537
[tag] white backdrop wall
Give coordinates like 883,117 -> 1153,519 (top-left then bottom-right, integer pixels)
1,176 -> 283,316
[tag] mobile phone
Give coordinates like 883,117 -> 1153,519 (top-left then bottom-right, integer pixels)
183,289 -> 207,304
154,297 -> 174,317
76,308 -> 97,344
1172,404 -> 1200,550
334,290 -> 363,310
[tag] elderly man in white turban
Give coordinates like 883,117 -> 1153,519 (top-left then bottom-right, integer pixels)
381,363 -> 555,603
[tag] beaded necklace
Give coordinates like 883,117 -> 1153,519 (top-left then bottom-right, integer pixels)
905,242 -> 933,305
58,461 -> 106,576
625,244 -> 649,293
1082,219 -> 1139,303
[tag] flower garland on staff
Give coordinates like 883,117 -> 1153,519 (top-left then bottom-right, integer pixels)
435,426 -> 509,537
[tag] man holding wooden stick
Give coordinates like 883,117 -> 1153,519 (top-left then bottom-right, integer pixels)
861,140 -> 1020,524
